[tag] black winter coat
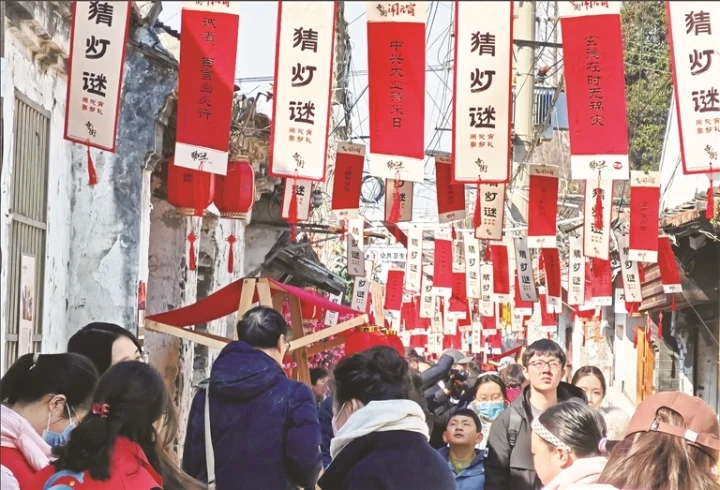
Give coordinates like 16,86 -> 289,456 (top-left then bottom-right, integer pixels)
484,382 -> 586,490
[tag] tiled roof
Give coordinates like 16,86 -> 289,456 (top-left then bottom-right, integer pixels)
660,185 -> 719,230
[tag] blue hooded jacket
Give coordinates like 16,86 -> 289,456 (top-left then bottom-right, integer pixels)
182,341 -> 322,490
437,446 -> 486,490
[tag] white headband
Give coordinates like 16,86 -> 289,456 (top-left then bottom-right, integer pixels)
532,418 -> 572,451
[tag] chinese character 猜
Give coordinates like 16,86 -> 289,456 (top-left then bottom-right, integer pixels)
289,101 -> 316,124
85,36 -> 110,60
692,87 -> 720,113
291,63 -> 317,87
469,106 -> 497,128
293,27 -> 319,52
519,250 -> 527,260
685,10 -> 712,36
88,1 -> 114,27
470,69 -> 495,93
689,49 -> 714,76
470,32 -> 496,56
82,72 -> 108,97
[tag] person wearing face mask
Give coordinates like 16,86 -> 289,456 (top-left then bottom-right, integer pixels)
0,353 -> 98,490
500,363 -> 527,402
467,373 -> 508,450
319,346 -> 455,490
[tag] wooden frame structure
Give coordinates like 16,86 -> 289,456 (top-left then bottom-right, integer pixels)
145,278 -> 370,385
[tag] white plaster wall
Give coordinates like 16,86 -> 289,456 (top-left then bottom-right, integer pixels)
243,225 -> 283,276
1,33 -> 73,370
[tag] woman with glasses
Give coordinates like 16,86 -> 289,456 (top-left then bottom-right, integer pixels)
0,353 -> 98,490
67,322 -> 146,375
29,361 -> 204,490
467,373 -> 509,450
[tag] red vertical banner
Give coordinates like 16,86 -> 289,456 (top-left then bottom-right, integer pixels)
560,3 -> 629,181
174,2 -> 240,175
331,142 -> 366,220
666,3 -> 720,175
433,237 -> 454,295
527,165 -> 560,248
541,248 -> 562,309
452,1 -> 514,183
591,257 -> 613,306
367,2 -> 426,183
384,269 -> 405,313
582,179 -> 613,260
629,170 -> 661,263
490,244 -> 511,302
658,236 -> 682,293
538,292 -> 557,333
452,272 -> 467,302
269,1 -> 337,181
435,155 -> 467,223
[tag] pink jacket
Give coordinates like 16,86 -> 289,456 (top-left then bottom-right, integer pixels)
542,456 -> 608,490
0,405 -> 54,490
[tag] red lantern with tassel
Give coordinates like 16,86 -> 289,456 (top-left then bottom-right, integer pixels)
384,330 -> 406,357
214,160 -> 256,219
167,157 -> 215,216
344,326 -> 390,356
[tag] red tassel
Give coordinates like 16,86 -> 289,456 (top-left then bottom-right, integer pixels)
593,175 -> 603,231
226,235 -> 237,274
547,332 -> 551,340
474,183 -> 482,229
87,142 -> 98,186
288,183 -> 299,241
671,294 -> 676,311
187,232 -> 197,271
638,263 -> 646,283
451,223 -> 457,241
658,311 -> 664,339
340,221 -> 347,241
633,327 -> 638,348
388,179 -> 402,223
484,242 -> 491,262
582,332 -> 586,347
706,175 -> 715,220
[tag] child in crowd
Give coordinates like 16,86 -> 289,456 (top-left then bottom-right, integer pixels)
438,409 -> 487,490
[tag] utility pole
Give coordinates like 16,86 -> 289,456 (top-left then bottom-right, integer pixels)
510,0 -> 537,223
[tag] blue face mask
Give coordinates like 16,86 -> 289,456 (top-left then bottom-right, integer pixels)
42,404 -> 76,447
475,401 -> 505,421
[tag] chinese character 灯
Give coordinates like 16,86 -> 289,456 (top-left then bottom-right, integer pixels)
88,1 -> 114,27
689,49 -> 714,76
85,36 -> 110,60
293,27 -> 319,52
291,63 -> 317,87
82,72 -> 108,97
289,101 -> 317,124
470,32 -> 496,56
470,69 -> 495,93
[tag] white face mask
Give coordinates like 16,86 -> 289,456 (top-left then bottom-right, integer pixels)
331,401 -> 348,435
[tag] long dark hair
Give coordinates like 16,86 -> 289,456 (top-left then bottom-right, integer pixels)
53,361 -> 204,490
537,400 -> 607,458
333,346 -> 410,407
0,353 -> 97,410
571,365 -> 607,396
68,322 -> 143,374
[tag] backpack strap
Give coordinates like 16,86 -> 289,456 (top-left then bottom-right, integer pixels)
507,407 -> 523,449
201,379 -> 216,490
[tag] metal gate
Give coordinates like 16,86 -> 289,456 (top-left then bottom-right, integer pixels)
4,91 -> 50,370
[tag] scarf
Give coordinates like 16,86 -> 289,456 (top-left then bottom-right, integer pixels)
330,399 -> 428,460
0,405 -> 54,471
542,456 -> 608,490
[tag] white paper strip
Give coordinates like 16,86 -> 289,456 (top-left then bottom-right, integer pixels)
583,179 -> 613,259
479,263 -> 495,317
419,270 -> 434,319
514,238 -> 538,302
281,178 -> 313,221
350,276 -> 371,312
568,233 -> 586,305
452,238 -> 465,273
385,179 -> 414,222
430,298 -> 443,333
405,226 -> 423,293
614,228 -> 643,303
475,183 -> 506,241
453,2 -> 513,183
270,1 -> 336,180
614,288 -> 627,314
558,1 -> 622,18
324,293 -> 342,326
347,218 -> 365,277
464,234 -> 481,299
183,1 -> 241,14
65,0 -> 131,151
443,299 -> 458,335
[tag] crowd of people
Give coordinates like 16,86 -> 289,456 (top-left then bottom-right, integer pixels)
1,306 -> 719,490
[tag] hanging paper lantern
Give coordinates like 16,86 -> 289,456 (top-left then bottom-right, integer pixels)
301,288 -> 320,322
214,160 -> 255,219
166,156 -> 214,217
344,327 -> 390,356
384,330 -> 406,357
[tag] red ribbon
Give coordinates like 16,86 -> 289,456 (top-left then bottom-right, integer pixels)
707,173 -> 715,221
86,141 -> 98,186
187,232 -> 197,271
388,179 -> 402,223
451,223 -> 457,241
473,181 -> 482,229
91,403 -> 109,417
670,294 -> 676,312
339,221 -> 347,241
226,235 -> 237,274
638,262 -> 646,283
593,173 -> 603,231
658,310 -> 664,340
288,182 -> 299,241
633,326 -> 638,349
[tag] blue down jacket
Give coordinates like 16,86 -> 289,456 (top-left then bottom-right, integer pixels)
182,341 -> 322,490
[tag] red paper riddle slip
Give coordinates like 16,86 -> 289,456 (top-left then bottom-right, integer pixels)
331,142 -> 366,220
174,3 -> 240,175
451,1 -> 514,184
269,1 -> 337,181
629,170 -> 661,263
384,179 -> 414,223
658,236 -> 682,293
591,257 -> 613,306
435,155 -> 467,224
560,8 -> 630,181
384,269 -> 405,312
666,3 -> 720,175
527,164 -> 560,248
490,244 -> 511,302
367,2 -> 426,183
433,237 -> 454,292
541,248 -> 562,309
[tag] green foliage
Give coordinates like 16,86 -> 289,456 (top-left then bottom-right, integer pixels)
621,1 -> 673,171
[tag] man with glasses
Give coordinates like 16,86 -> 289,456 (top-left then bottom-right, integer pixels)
484,339 -> 586,490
